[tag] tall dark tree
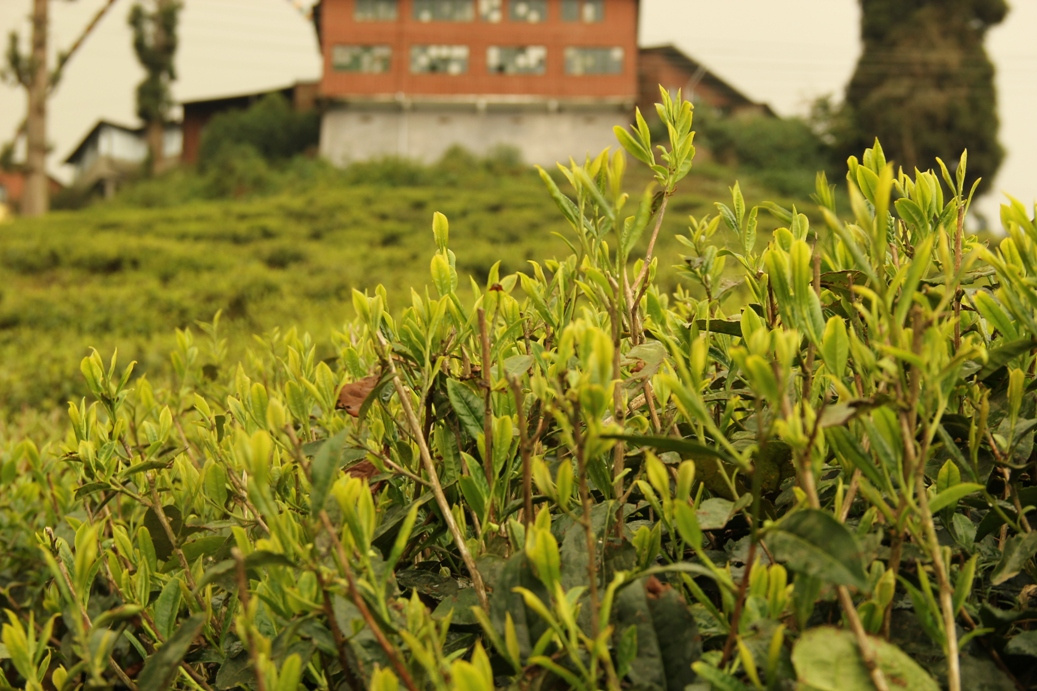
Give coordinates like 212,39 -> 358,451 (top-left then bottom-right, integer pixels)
128,0 -> 180,175
839,0 -> 1007,192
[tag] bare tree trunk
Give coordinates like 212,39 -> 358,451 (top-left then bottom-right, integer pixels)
146,0 -> 171,174
147,118 -> 164,174
22,0 -> 49,217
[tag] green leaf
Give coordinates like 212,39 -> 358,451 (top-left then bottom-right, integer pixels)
692,318 -> 743,337
978,338 -> 1037,380
536,165 -> 581,229
430,252 -> 455,296
792,627 -> 939,691
975,487 -> 1037,541
674,501 -> 703,551
74,481 -> 111,499
154,578 -> 183,640
432,210 -> 449,250
1004,630 -> 1037,658
928,482 -> 983,513
770,510 -> 868,590
697,497 -> 735,530
894,197 -> 928,230
137,613 -> 206,691
309,429 -> 349,518
458,476 -> 487,523
991,532 -> 1037,586
525,527 -> 561,591
446,379 -> 485,441
821,317 -> 849,379
621,185 -> 659,257
614,123 -> 653,166
972,291 -> 1018,341
614,576 -> 701,690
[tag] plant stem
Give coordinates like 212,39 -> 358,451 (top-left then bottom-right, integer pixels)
477,308 -> 495,522
790,401 -> 890,691
609,282 -> 626,538
570,412 -> 601,637
631,193 -> 670,306
316,570 -> 366,691
232,548 -> 268,691
378,333 -> 490,611
148,480 -> 206,611
508,374 -> 534,526
318,512 -> 420,691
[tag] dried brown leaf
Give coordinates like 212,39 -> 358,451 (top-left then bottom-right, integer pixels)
336,375 -> 379,417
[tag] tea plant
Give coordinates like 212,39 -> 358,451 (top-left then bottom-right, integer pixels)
2,88 -> 1036,690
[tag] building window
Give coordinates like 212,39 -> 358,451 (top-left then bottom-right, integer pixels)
561,0 -> 603,22
411,45 -> 469,74
355,0 -> 397,20
565,46 -> 623,75
479,0 -> 502,22
332,45 -> 391,73
413,0 -> 474,22
509,0 -> 547,22
487,45 -> 546,74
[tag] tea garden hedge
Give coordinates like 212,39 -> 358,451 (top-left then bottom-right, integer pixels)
2,90 -> 1036,690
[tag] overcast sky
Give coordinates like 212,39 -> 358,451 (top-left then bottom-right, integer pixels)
1,0 -> 1034,225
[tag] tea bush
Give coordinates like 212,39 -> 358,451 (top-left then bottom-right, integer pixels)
2,89 -> 1035,690
0,150 -> 788,416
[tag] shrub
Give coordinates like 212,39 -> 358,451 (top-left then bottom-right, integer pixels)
2,91 -> 1033,691
695,106 -> 835,195
197,92 -> 320,169
198,142 -> 275,198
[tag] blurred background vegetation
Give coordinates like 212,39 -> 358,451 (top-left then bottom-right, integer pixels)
2,93 -> 828,422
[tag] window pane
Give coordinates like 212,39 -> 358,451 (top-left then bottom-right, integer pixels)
411,45 -> 470,74
564,47 -> 623,75
332,45 -> 392,73
487,45 -> 546,74
561,0 -> 603,22
413,0 -> 475,22
479,0 -> 502,22
509,0 -> 547,22
355,0 -> 397,20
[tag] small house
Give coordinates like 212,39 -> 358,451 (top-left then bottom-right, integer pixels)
638,44 -> 775,119
63,120 -> 182,198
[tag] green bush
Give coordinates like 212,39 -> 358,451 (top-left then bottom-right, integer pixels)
1,90 -> 1034,690
198,142 -> 275,198
197,92 -> 320,169
695,106 -> 834,196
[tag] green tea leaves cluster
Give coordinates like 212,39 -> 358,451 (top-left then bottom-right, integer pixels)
1,87 -> 1036,691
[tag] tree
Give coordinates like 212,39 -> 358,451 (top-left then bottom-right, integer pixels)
128,0 -> 180,175
3,0 -> 51,217
3,1 -> 116,216
838,0 -> 1007,193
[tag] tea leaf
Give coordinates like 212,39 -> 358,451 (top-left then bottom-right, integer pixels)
792,627 -> 938,691
991,532 -> 1037,586
447,379 -> 485,441
770,510 -> 868,589
137,613 -> 206,691
308,429 -> 349,518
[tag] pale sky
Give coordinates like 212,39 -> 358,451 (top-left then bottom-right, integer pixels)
1,0 -> 1034,226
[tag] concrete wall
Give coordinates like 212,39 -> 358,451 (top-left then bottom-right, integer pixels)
320,100 -> 631,166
